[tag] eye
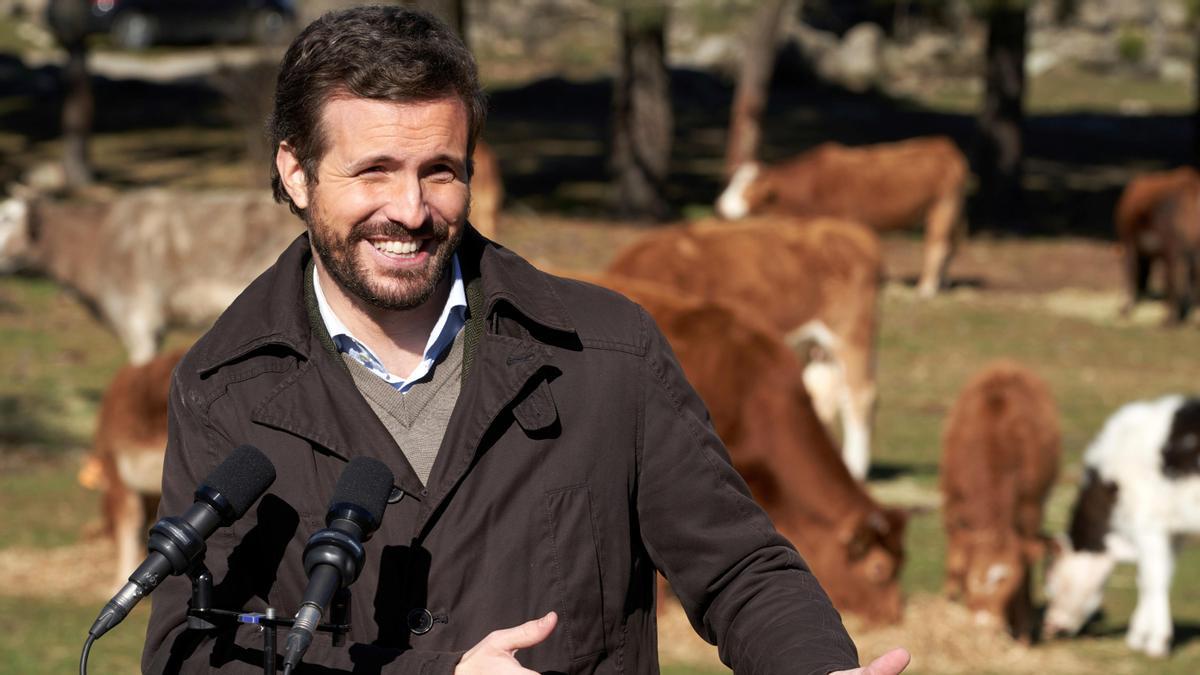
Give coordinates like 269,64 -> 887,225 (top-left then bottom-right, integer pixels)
426,164 -> 458,182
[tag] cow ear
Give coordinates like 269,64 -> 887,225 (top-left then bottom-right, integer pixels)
840,511 -> 885,561
5,181 -> 34,202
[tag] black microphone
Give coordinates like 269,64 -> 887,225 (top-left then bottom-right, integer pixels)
282,457 -> 394,674
87,444 -> 277,639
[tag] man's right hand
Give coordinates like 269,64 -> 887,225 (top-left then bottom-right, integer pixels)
455,611 -> 558,674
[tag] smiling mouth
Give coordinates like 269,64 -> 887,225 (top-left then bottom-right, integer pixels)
370,239 -> 422,258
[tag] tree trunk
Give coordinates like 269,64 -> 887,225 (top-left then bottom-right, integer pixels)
611,3 -> 672,221
1194,24 -> 1200,167
975,3 -> 1026,229
724,0 -> 794,177
48,0 -> 94,188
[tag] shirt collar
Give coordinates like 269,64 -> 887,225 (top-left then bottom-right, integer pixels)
313,254 -> 467,392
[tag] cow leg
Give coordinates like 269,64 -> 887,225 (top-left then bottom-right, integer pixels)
1162,253 -> 1186,326
944,532 -> 967,600
111,485 -> 146,592
106,297 -> 163,366
1120,245 -> 1151,317
835,343 -> 876,482
1126,531 -> 1174,657
916,193 -> 962,297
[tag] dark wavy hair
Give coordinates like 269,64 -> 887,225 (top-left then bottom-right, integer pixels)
268,5 -> 487,215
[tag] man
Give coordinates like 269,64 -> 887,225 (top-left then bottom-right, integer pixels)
143,7 -> 909,674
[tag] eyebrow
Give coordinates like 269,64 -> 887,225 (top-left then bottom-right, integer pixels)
346,153 -> 466,173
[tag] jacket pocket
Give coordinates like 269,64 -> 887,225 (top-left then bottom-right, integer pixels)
544,484 -> 607,659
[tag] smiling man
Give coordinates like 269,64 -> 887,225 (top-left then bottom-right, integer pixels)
142,6 -> 907,675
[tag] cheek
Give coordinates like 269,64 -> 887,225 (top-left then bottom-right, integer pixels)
430,183 -> 470,219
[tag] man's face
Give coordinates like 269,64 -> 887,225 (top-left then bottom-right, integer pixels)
278,95 -> 470,311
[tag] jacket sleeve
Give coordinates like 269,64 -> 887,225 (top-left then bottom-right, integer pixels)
141,371 -> 464,675
632,308 -> 860,675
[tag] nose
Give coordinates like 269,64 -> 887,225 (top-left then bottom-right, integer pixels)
379,173 -> 430,230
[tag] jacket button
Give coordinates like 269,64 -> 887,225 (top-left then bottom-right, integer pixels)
407,608 -> 434,635
387,487 -> 404,504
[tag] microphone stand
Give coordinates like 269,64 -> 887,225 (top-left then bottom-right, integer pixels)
185,563 -> 352,674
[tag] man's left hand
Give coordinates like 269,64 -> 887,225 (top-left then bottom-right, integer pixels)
830,647 -> 910,675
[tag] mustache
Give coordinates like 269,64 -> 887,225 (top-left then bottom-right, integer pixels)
348,218 -> 448,241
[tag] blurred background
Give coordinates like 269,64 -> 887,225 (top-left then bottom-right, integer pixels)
1,0 -> 1199,673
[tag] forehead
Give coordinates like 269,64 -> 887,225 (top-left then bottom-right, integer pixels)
317,95 -> 469,162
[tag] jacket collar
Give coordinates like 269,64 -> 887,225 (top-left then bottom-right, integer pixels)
193,226 -> 576,374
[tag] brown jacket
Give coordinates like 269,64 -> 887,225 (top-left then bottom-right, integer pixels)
142,229 -> 858,674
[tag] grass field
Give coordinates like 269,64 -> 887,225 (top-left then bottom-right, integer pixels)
1,224 -> 1198,674
3,7 -> 1200,672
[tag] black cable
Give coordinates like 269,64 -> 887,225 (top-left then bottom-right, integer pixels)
79,634 -> 96,675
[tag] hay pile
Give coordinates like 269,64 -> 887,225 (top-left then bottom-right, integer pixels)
657,593 -> 1140,674
845,594 -> 1135,675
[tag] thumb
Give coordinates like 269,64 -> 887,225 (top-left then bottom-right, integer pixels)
489,611 -> 558,653
862,647 -> 911,675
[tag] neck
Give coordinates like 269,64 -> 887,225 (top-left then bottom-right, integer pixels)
314,257 -> 451,376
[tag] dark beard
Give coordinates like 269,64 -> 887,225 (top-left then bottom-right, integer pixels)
307,207 -> 463,312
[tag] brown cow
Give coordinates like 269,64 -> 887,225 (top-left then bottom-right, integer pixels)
580,274 -> 905,625
1114,167 -> 1200,318
940,360 -> 1060,641
1145,178 -> 1200,324
0,188 -> 303,365
715,135 -> 967,297
77,349 -> 182,590
606,216 -> 881,481
469,138 -> 504,240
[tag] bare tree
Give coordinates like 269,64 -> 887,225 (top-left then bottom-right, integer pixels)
724,0 -> 797,177
975,0 -> 1027,228
611,2 -> 672,221
46,0 -> 94,188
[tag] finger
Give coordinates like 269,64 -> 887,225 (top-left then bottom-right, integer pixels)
863,647 -> 911,675
485,611 -> 558,653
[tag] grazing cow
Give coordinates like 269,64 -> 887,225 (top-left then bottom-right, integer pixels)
940,361 -> 1060,641
1147,181 -> 1200,324
715,135 -> 967,297
606,216 -> 881,481
1114,167 -> 1200,319
77,349 -> 182,590
470,138 -> 504,240
0,188 -> 303,365
1043,395 -> 1200,657
583,274 -> 906,625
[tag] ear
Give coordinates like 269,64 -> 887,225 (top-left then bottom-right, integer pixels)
840,510 -> 889,561
5,181 -> 35,202
275,141 -> 310,210
1021,535 -> 1051,563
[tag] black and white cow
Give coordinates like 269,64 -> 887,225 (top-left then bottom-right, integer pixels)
1042,395 -> 1200,657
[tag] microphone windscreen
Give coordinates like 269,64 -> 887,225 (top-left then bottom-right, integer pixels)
203,445 -> 278,519
331,457 -> 394,527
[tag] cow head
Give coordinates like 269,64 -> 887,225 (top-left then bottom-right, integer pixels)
0,188 -> 33,273
817,506 -> 907,625
952,530 -> 1043,634
1042,535 -> 1115,640
715,163 -> 762,219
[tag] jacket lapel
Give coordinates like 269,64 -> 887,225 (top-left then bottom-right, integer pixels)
249,349 -> 428,495
414,332 -> 557,532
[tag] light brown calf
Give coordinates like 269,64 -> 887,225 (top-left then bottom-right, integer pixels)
606,216 -> 881,481
78,349 -> 183,589
715,135 -> 967,297
940,360 -> 1060,641
585,274 -> 905,625
1114,167 -> 1200,318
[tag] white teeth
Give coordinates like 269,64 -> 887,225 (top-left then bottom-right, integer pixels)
372,240 -> 420,255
